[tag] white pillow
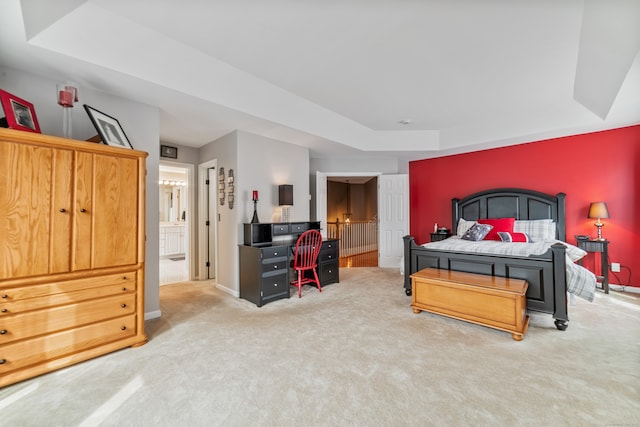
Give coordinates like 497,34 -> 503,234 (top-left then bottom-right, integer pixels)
514,219 -> 556,241
456,218 -> 477,236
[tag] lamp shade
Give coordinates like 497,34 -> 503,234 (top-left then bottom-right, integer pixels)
588,202 -> 609,219
279,184 -> 293,206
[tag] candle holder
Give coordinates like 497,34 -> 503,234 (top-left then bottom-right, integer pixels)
57,82 -> 78,138
251,190 -> 259,223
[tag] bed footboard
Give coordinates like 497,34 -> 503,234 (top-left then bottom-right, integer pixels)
403,235 -> 569,330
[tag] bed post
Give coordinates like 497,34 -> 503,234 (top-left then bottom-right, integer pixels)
403,235 -> 414,295
551,243 -> 569,330
451,198 -> 460,235
556,193 -> 566,241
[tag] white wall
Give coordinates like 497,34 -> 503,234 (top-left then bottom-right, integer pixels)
199,130 -> 309,296
0,66 -> 162,319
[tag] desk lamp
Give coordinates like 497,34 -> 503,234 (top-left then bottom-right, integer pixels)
279,184 -> 293,222
588,202 -> 609,241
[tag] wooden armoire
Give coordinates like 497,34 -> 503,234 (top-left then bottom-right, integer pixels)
0,128 -> 148,387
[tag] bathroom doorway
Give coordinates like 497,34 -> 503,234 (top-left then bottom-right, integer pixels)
159,163 -> 193,285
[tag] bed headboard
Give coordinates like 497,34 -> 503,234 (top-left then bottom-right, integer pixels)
451,188 -> 566,241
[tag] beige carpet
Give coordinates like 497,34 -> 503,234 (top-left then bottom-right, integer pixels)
2,267 -> 639,426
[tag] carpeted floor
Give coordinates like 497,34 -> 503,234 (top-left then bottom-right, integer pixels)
2,267 -> 639,426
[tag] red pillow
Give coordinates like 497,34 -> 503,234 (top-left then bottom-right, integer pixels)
478,218 -> 515,241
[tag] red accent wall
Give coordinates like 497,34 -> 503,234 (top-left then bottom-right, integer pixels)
409,125 -> 640,287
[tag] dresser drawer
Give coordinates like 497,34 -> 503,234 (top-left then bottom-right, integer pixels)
290,223 -> 308,233
0,314 -> 137,375
262,273 -> 289,299
261,246 -> 288,259
0,294 -> 136,343
0,272 -> 137,301
319,262 -> 339,284
272,224 -> 290,236
0,283 -> 136,316
261,259 -> 288,274
319,248 -> 338,263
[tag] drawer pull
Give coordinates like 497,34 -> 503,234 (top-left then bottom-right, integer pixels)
122,287 -> 127,292
0,359 -> 5,364
121,326 -> 127,331
80,208 -> 86,213
1,308 -> 7,313
121,304 -> 127,308
273,265 -> 278,269
122,276 -> 127,280
0,330 -> 6,335
1,295 -> 7,299
274,252 -> 278,256
59,208 -> 66,213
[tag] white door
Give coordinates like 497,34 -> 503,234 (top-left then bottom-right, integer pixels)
378,174 -> 409,268
206,167 -> 217,279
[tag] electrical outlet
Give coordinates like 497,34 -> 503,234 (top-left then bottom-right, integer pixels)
611,262 -> 621,273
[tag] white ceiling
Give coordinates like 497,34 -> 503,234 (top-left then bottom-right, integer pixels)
1,0 -> 639,161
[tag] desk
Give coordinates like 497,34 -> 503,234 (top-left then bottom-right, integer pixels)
239,222 -> 339,306
576,239 -> 609,294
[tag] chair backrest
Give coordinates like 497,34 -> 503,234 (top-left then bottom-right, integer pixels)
293,229 -> 323,269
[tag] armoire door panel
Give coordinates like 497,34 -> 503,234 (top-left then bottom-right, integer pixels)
50,149 -> 73,273
0,142 -> 53,279
73,152 -> 94,271
93,155 -> 138,268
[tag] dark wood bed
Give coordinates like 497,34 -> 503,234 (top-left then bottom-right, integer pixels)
403,188 -> 570,330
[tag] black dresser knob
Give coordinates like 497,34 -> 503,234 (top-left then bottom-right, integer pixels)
121,304 -> 127,308
121,326 -> 127,331
1,308 -> 7,313
59,208 -> 66,213
0,359 -> 5,364
1,295 -> 7,299
122,287 -> 127,292
0,330 -> 7,335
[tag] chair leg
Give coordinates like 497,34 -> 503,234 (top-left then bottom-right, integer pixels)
297,272 -> 302,298
313,269 -> 322,293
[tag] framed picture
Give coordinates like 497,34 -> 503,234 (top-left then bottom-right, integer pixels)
0,89 -> 41,133
160,145 -> 178,159
83,104 -> 133,149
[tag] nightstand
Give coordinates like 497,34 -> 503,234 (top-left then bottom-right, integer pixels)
430,232 -> 451,242
576,239 -> 609,294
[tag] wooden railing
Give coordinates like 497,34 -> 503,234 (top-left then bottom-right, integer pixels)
327,220 -> 378,257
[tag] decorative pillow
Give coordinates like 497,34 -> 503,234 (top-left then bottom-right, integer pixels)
514,219 -> 556,241
478,218 -> 515,241
456,218 -> 477,236
461,223 -> 493,241
497,231 -> 531,243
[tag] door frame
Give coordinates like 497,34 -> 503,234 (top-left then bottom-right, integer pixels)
159,161 -> 196,281
198,159 -> 218,281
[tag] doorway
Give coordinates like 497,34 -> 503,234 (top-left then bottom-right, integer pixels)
159,163 -> 193,285
197,159 -> 218,282
327,176 -> 379,267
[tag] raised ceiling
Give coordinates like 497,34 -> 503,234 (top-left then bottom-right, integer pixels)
1,0 -> 638,160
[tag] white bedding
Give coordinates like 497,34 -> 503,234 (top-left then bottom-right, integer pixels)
422,236 -> 596,301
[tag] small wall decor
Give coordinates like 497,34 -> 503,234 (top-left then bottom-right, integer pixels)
0,88 -> 41,133
57,82 -> 78,138
84,104 -> 133,149
218,167 -> 225,206
160,145 -> 178,159
227,169 -> 235,209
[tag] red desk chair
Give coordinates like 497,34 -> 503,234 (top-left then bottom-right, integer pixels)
290,229 -> 323,298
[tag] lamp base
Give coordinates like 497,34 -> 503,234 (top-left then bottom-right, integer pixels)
594,223 -> 605,241
251,200 -> 259,224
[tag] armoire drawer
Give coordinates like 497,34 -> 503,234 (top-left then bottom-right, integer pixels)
0,314 -> 137,375
319,262 -> 339,284
261,246 -> 288,259
0,271 -> 137,301
0,282 -> 136,316
260,259 -> 288,274
0,294 -> 136,343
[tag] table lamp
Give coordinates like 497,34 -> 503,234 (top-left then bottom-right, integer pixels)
279,184 -> 293,222
588,202 -> 609,241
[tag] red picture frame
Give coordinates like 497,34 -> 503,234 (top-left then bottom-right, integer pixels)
0,89 -> 41,133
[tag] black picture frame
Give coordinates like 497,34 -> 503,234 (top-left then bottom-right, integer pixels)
83,104 -> 133,149
160,145 -> 178,159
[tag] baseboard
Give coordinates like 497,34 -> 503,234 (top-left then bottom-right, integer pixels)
609,284 -> 640,294
144,309 -> 162,320
216,283 -> 239,297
